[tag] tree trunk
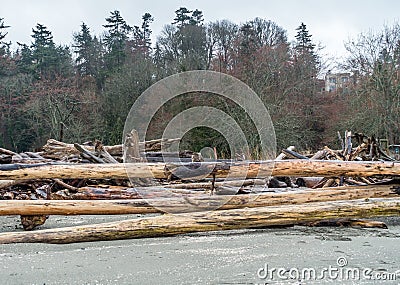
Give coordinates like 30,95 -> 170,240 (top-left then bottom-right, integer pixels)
0,197 -> 398,244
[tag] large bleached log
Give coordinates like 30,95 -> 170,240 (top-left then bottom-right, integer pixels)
0,198 -> 398,244
1,160 -> 400,180
0,185 -> 396,215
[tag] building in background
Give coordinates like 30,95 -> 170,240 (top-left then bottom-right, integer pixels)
324,72 -> 351,93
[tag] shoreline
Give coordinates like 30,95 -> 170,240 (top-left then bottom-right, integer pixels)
0,215 -> 399,284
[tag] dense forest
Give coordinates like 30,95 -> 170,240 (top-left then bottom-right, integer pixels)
0,8 -> 399,154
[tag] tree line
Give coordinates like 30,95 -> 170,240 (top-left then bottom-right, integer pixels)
0,8 -> 399,154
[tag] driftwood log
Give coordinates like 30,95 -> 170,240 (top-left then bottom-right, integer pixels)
0,185 -> 396,215
1,160 -> 400,180
41,138 -> 180,159
0,197 -> 398,244
52,186 -> 204,200
164,178 -> 267,189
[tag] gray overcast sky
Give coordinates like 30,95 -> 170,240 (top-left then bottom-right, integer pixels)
2,0 -> 400,59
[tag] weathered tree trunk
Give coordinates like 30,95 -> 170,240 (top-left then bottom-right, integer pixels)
0,185 -> 396,215
1,160 -> 400,180
0,198 -> 398,244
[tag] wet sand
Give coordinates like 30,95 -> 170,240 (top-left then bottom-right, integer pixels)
0,215 -> 399,284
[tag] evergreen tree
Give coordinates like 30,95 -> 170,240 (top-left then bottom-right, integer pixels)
293,22 -> 319,69
189,9 -> 204,26
239,23 -> 259,56
292,22 -> 323,148
31,23 -> 53,48
0,17 -> 10,43
16,43 -> 33,74
73,22 -> 103,77
131,13 -> 154,55
141,13 -> 153,49
167,8 -> 207,71
73,22 -> 92,75
173,7 -> 192,27
103,10 -> 132,70
54,44 -> 73,76
295,22 -> 316,53
0,17 -> 11,72
20,23 -> 73,78
31,23 -> 55,76
173,7 -> 204,28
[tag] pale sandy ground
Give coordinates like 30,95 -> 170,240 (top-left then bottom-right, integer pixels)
0,215 -> 399,285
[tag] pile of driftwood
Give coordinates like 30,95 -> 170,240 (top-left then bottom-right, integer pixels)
0,130 -> 399,243
284,130 -> 396,188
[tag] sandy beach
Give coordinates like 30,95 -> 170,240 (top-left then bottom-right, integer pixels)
0,215 -> 399,284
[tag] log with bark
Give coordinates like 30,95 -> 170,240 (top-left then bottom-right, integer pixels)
0,197 -> 398,244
